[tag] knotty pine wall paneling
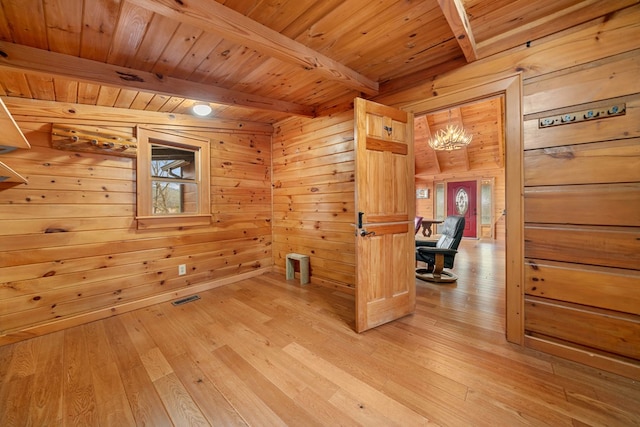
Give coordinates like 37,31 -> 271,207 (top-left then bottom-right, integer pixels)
272,111 -> 356,292
521,53 -> 640,373
0,108 -> 273,345
414,179 -> 434,221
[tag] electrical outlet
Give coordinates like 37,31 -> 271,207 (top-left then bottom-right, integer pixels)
178,264 -> 187,276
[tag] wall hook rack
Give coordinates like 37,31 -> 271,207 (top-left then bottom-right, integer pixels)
539,103 -> 626,128
51,124 -> 137,158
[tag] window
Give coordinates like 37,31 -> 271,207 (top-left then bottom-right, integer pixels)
480,178 -> 495,239
480,179 -> 493,226
136,127 -> 210,229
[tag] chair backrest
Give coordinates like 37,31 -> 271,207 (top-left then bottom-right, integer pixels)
414,216 -> 423,235
436,215 -> 465,250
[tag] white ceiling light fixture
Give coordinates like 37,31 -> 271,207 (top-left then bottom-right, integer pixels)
192,103 -> 212,117
428,109 -> 472,151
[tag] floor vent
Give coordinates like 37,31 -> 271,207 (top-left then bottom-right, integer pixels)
171,295 -> 201,306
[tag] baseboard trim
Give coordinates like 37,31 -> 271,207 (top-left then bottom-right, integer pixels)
0,267 -> 271,346
525,335 -> 640,381
271,265 -> 355,294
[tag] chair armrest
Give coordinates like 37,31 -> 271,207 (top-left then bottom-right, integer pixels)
417,247 -> 458,256
415,240 -> 437,248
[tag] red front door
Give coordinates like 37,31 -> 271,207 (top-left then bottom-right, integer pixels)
447,180 -> 477,238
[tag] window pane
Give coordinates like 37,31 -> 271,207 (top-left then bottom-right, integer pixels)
481,182 -> 492,225
152,181 -> 198,214
435,183 -> 445,219
150,143 -> 198,215
454,188 -> 469,215
151,144 -> 196,181
434,183 -> 445,234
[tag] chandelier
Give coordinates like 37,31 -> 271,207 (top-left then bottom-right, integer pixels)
428,110 -> 472,151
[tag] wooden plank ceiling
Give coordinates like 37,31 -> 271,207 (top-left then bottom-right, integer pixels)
415,96 -> 504,176
0,0 -> 630,123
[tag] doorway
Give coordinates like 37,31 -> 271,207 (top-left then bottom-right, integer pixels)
403,74 -> 524,344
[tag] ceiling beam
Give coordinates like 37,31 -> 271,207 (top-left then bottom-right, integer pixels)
415,115 -> 441,174
461,143 -> 470,170
437,0 -> 477,62
127,0 -> 379,96
0,42 -> 315,117
451,107 -> 471,170
2,97 -> 274,132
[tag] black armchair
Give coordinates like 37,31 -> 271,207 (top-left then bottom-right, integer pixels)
415,215 -> 465,282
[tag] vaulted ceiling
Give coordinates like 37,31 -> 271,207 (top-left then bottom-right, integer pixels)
0,0 -> 632,126
415,96 -> 504,177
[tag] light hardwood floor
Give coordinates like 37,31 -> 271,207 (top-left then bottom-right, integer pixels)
1,239 -> 639,426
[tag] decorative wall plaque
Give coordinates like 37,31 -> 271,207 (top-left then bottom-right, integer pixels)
416,188 -> 429,199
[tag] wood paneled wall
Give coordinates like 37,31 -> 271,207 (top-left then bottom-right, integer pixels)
414,181 -> 434,220
272,111 -> 356,292
522,63 -> 640,370
0,104 -> 273,344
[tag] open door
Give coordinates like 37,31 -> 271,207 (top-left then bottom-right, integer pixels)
354,98 -> 415,333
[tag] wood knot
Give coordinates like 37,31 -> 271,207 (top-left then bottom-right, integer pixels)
543,147 -> 574,159
116,71 -> 144,83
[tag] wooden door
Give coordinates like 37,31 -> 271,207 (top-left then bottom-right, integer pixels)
447,180 -> 477,238
354,97 -> 415,333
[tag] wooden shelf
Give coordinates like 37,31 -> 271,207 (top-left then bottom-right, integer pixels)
0,97 -> 31,150
0,160 -> 27,183
0,97 -> 31,187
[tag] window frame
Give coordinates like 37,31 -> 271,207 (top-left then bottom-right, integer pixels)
136,126 -> 211,229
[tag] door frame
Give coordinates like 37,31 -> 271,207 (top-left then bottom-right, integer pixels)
399,74 -> 524,344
